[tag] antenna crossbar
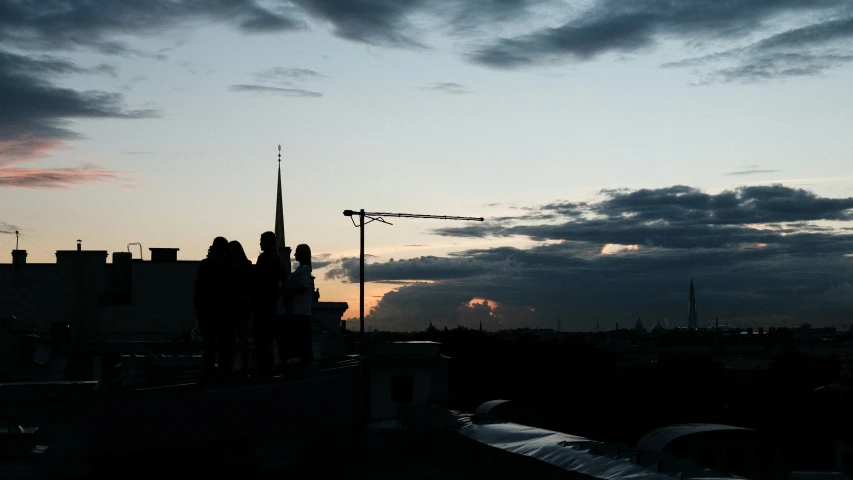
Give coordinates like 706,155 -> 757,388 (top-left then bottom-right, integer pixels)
350,211 -> 484,221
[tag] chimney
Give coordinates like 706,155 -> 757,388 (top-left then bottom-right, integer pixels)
11,250 -> 27,269
149,248 -> 179,263
77,239 -> 82,252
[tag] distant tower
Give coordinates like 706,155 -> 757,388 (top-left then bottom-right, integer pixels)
275,145 -> 291,269
688,279 -> 698,329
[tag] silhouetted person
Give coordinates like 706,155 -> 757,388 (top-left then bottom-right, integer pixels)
194,237 -> 232,383
287,243 -> 315,366
227,240 -> 253,376
252,232 -> 287,378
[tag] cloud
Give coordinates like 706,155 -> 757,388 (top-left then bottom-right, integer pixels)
0,0 -> 305,56
671,17 -> 853,83
436,185 -> 853,243
291,0 -> 428,48
0,222 -> 20,235
254,67 -> 328,84
325,255 -> 502,283
697,52 -> 853,84
0,164 -> 123,188
345,185 -> 853,331
420,82 -> 470,94
0,1 -> 306,164
724,169 -> 781,176
290,0 -> 549,48
675,15 -> 853,83
228,85 -> 322,97
0,51 -> 158,164
468,0 -> 853,81
311,253 -> 336,269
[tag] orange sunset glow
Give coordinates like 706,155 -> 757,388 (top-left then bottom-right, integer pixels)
600,243 -> 641,255
467,297 -> 499,312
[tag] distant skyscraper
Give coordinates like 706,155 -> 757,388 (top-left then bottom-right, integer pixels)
688,279 -> 698,329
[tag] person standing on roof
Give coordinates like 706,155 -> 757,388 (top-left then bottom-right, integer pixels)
252,231 -> 288,378
286,243 -> 315,367
194,236 -> 232,384
226,240 -> 253,376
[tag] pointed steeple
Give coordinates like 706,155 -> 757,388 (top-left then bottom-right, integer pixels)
688,279 -> 698,329
275,145 -> 286,250
274,145 -> 292,270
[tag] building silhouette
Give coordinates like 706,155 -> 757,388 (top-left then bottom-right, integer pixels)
0,150 -> 348,364
688,279 -> 698,329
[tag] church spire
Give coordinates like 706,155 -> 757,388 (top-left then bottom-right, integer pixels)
274,145 -> 291,270
275,145 -> 286,249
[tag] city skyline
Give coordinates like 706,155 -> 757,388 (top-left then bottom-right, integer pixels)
3,0 -> 853,330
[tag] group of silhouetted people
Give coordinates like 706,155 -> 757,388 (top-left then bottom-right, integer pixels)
193,232 -> 315,383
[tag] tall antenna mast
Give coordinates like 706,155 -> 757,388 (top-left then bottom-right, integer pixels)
342,209 -> 483,351
15,230 -> 19,250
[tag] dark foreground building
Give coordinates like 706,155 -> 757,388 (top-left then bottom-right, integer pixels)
2,341 -> 851,479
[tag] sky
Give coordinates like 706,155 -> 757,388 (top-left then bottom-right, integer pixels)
2,0 -> 853,331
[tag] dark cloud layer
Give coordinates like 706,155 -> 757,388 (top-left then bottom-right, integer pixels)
0,0 -> 302,165
292,0 -> 427,47
469,0 -> 853,82
0,0 -> 304,55
0,51 -> 157,166
437,185 -> 853,245
329,185 -> 853,331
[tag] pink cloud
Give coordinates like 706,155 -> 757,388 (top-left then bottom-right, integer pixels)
0,164 -> 123,188
0,139 -> 70,166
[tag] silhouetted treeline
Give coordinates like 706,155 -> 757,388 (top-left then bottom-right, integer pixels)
372,326 -> 845,470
